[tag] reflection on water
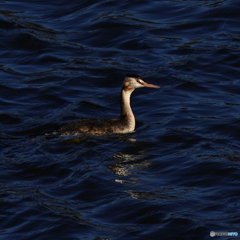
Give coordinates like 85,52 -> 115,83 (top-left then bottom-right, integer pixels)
126,190 -> 180,200
110,152 -> 150,178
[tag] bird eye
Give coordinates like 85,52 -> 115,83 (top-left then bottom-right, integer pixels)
137,79 -> 144,84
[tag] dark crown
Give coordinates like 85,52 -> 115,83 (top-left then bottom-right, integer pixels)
126,74 -> 142,79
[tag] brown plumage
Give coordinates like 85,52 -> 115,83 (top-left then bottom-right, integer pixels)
58,74 -> 159,135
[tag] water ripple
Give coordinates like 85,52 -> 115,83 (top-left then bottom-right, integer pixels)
0,0 -> 240,239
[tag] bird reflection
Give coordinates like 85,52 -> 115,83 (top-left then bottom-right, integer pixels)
109,151 -> 151,177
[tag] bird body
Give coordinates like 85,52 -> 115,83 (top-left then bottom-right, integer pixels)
58,74 -> 159,135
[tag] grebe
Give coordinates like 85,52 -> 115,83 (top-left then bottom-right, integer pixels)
58,74 -> 159,135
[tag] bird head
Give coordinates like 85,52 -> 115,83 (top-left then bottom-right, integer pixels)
123,74 -> 160,91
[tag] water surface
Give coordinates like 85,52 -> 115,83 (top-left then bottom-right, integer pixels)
0,0 -> 240,239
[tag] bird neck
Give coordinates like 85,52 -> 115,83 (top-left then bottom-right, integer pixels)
120,88 -> 135,121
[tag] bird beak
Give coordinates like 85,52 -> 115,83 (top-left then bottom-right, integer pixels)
142,82 -> 160,88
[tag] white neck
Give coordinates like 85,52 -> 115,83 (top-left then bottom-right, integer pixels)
120,88 -> 135,130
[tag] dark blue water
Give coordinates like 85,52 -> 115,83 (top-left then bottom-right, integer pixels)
0,0 -> 240,239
